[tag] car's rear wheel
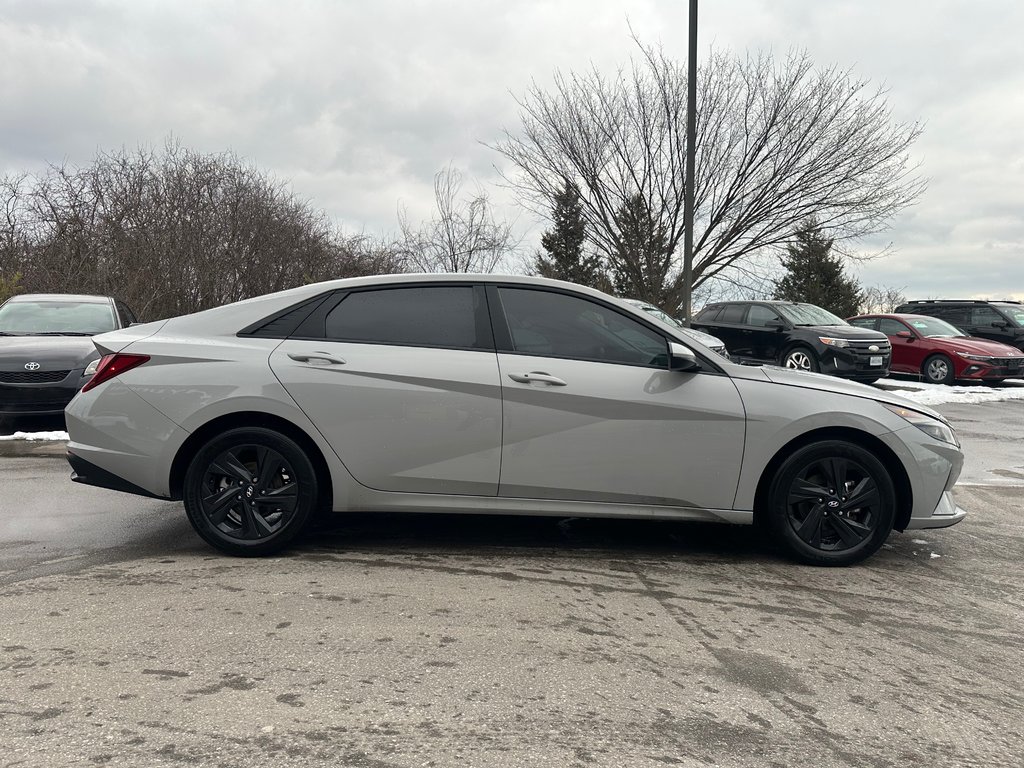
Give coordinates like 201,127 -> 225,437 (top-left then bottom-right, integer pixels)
766,440 -> 896,566
183,427 -> 318,556
782,346 -> 819,372
922,354 -> 955,385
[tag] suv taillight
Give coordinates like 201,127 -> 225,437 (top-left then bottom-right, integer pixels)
81,353 -> 150,392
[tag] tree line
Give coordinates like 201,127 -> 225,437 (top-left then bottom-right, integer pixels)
1,38 -> 921,319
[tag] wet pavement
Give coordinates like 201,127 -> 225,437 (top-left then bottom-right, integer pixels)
1,403 -> 1022,767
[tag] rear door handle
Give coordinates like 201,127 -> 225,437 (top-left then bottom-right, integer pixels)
288,352 -> 346,365
507,371 -> 567,386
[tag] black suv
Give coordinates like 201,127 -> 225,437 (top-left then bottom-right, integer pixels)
692,300 -> 891,382
894,300 -> 1024,352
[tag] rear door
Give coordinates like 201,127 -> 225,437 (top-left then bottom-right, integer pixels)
269,284 -> 502,496
710,304 -> 752,361
745,304 -> 787,363
489,286 -> 745,509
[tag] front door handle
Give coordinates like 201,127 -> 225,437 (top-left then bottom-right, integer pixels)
288,352 -> 346,365
507,371 -> 567,386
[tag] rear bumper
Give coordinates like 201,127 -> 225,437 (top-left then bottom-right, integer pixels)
67,450 -> 169,500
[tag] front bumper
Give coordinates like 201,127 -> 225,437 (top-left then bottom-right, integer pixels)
904,490 -> 967,529
0,370 -> 90,415
818,348 -> 891,380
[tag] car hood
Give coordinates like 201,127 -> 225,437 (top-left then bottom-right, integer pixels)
678,326 -> 726,349
936,336 -> 1024,356
0,335 -> 100,370
757,365 -> 944,420
798,324 -> 889,341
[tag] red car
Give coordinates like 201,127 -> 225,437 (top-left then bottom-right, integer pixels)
847,313 -> 1024,384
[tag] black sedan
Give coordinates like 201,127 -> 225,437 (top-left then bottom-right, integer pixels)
692,300 -> 892,383
0,293 -> 138,417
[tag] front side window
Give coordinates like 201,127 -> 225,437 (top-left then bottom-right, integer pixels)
0,300 -> 116,335
498,288 -> 667,367
879,318 -> 910,336
971,306 -> 1004,327
747,305 -> 782,328
325,286 -> 485,349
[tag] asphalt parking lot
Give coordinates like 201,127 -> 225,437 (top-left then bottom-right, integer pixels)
1,400 -> 1023,767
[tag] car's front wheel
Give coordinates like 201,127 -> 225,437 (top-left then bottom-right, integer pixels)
922,354 -> 955,385
766,440 -> 896,566
183,427 -> 319,556
782,346 -> 819,373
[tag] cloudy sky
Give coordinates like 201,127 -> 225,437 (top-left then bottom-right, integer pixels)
2,0 -> 1022,300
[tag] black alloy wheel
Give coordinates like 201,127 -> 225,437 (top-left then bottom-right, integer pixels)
782,346 -> 819,373
184,427 -> 318,556
923,354 -> 955,385
766,440 -> 896,566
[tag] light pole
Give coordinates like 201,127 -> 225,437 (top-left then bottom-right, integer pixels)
680,0 -> 697,324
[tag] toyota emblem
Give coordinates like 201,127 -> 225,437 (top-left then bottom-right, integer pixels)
24,361 -> 41,371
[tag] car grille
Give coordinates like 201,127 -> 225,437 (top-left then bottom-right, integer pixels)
847,339 -> 892,357
996,358 -> 1022,369
0,369 -> 71,384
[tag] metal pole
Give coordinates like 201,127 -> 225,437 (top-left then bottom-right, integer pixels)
681,0 -> 697,324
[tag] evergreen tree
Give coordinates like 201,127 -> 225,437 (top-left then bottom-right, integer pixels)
774,221 -> 861,317
534,181 -> 608,290
610,194 -> 673,309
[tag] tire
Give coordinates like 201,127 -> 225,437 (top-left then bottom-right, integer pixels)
782,346 -> 819,373
922,354 -> 955,385
183,427 -> 319,556
765,440 -> 896,566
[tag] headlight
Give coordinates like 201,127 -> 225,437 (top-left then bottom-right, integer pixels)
883,404 -> 958,446
84,359 -> 100,376
956,352 -> 994,363
818,337 -> 850,348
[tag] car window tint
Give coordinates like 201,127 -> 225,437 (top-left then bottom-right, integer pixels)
746,305 -> 780,327
970,306 -> 1003,326
695,306 -> 721,322
498,288 -> 667,367
878,319 -> 907,335
116,301 -> 138,325
325,286 -> 482,349
718,304 -> 748,324
929,306 -> 969,326
998,306 -> 1024,325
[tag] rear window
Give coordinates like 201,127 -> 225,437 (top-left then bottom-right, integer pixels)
324,286 -> 485,350
0,300 -> 115,335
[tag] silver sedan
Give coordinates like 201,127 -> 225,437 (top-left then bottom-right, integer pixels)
65,275 -> 966,565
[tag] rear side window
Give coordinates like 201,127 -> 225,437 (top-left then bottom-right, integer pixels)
970,306 -> 1003,326
718,304 -> 748,324
928,306 -> 969,326
115,301 -> 138,326
325,286 -> 485,350
496,287 -> 667,367
695,306 -> 721,322
849,317 -> 879,330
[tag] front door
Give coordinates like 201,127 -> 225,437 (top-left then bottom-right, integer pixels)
270,284 -> 502,496
490,286 -> 746,509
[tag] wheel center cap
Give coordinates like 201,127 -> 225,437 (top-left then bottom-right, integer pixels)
245,485 -> 256,499
826,499 -> 840,509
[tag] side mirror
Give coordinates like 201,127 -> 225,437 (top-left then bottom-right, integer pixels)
992,320 -> 1010,328
669,341 -> 700,372
896,330 -> 913,339
765,319 -> 786,331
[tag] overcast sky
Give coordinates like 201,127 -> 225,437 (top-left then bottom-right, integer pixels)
2,0 -> 1022,300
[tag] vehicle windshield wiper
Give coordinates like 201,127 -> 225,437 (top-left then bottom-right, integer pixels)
32,331 -> 97,336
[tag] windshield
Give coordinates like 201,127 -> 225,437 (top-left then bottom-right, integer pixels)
997,305 -> 1024,326
776,303 -> 846,327
0,300 -> 116,335
905,316 -> 964,338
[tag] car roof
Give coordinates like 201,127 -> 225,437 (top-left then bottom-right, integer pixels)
6,293 -> 112,303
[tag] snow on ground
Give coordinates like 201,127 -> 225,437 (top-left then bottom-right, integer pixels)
0,431 -> 70,441
876,379 -> 1024,406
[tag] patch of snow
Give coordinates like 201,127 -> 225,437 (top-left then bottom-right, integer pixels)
877,380 -> 1024,406
911,539 -> 929,545
0,431 -> 69,441
930,553 -> 942,559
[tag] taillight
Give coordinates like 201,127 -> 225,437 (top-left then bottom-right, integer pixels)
81,353 -> 150,392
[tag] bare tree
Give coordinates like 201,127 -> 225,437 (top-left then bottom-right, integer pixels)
397,165 -> 517,273
859,284 -> 907,314
492,41 -> 925,309
2,140 -> 395,320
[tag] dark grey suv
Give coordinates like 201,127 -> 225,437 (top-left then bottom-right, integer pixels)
894,300 -> 1024,352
